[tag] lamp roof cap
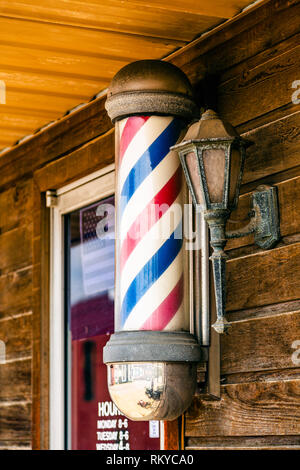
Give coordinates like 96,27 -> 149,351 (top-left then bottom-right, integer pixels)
183,109 -> 240,142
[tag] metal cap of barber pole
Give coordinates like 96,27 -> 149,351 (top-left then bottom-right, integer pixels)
105,59 -> 199,123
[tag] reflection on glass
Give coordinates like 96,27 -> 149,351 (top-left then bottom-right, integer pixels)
108,363 -> 164,419
69,197 -> 115,339
67,196 -> 115,450
107,361 -> 197,421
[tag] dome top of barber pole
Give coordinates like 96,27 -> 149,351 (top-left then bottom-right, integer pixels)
105,59 -> 198,123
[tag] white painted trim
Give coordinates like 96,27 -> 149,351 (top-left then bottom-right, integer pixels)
49,166 -> 115,450
49,205 -> 65,450
160,421 -> 165,450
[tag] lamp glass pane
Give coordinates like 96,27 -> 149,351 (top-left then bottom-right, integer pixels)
229,147 -> 242,208
202,148 -> 225,204
185,151 -> 204,206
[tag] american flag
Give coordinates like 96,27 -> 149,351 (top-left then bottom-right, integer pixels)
80,198 -> 115,297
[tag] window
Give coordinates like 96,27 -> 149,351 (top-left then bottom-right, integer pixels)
49,165 -> 163,450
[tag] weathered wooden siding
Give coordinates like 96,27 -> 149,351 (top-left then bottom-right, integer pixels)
181,0 -> 300,449
0,0 -> 299,450
0,179 -> 33,450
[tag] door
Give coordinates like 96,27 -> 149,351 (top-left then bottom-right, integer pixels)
49,165 -> 162,450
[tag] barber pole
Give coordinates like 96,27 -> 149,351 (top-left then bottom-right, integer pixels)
104,60 -> 202,421
115,115 -> 186,332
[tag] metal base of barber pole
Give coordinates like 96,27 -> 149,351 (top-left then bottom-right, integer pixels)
103,330 -> 202,363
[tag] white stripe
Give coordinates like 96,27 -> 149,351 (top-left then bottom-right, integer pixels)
118,116 -> 173,190
119,152 -> 180,240
123,249 -> 184,330
118,118 -> 128,141
120,194 -> 182,303
83,256 -> 115,274
163,301 -> 188,331
82,243 -> 114,261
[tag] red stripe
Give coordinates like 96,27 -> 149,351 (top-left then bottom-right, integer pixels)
139,275 -> 184,331
119,116 -> 150,163
120,165 -> 182,272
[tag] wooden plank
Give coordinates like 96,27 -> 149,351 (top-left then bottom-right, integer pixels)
1,106 -> 57,120
186,435 -> 300,450
3,89 -> 91,115
0,17 -> 183,59
0,178 -> 33,233
226,299 -> 300,323
0,128 -> 37,148
0,110 -> 58,148
35,129 -> 114,191
0,225 -> 32,274
0,267 -> 32,320
0,44 -> 128,82
0,402 -> 31,441
227,175 -> 300,251
185,436 -> 300,451
217,45 -> 300,127
0,314 -> 32,361
0,441 -> 31,449
0,0 -> 224,41
0,69 -> 107,101
223,368 -> 300,386
125,0 -> 251,17
241,112 -> 300,185
226,243 -> 300,312
221,311 -> 300,374
164,420 -> 180,450
220,30 -> 300,85
0,358 -> 31,401
185,379 -> 300,436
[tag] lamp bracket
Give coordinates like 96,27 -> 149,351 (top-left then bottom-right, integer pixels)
205,184 -> 280,335
225,185 -> 280,249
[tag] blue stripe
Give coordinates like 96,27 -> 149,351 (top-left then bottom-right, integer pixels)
120,118 -> 183,214
120,223 -> 183,327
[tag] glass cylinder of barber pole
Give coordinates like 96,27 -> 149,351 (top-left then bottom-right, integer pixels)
115,114 -> 188,332
103,60 -> 202,421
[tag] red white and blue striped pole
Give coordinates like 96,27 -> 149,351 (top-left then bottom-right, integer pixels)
116,114 -> 187,332
103,60 -> 202,421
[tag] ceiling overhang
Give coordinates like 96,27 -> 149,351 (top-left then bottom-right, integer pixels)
0,0 -> 260,152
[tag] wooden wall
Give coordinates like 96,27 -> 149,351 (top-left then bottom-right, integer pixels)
0,0 -> 299,450
173,0 -> 300,450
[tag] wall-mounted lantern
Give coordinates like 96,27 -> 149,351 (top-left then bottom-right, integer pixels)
171,109 -> 280,334
103,60 -> 202,421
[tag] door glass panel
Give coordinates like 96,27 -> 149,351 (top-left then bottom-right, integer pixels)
65,195 -> 161,450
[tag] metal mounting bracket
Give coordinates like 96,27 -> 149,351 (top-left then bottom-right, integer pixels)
252,185 -> 280,249
46,189 -> 58,208
226,184 -> 280,250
